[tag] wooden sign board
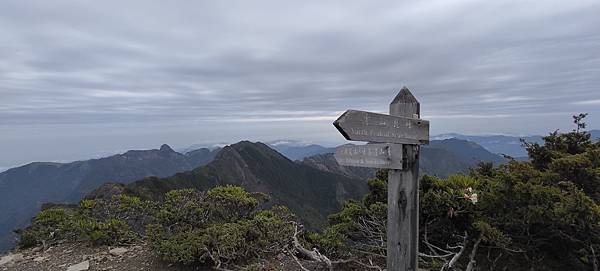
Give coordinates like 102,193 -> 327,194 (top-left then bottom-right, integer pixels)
334,110 -> 429,145
334,143 -> 403,169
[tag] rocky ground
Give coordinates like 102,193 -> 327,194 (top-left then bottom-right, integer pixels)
0,242 -> 320,271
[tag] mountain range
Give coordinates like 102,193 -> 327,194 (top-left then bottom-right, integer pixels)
107,141 -> 368,230
0,145 -> 218,252
434,130 -> 600,158
97,139 -> 505,229
0,137 -> 519,252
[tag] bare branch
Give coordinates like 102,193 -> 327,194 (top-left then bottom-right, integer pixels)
288,248 -> 310,271
419,252 -> 455,259
592,245 -> 598,271
292,224 -> 333,271
466,236 -> 482,271
444,233 -> 469,270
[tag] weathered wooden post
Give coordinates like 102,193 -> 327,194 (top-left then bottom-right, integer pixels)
388,88 -> 421,270
334,87 -> 429,271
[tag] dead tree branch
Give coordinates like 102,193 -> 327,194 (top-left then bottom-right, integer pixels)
442,234 -> 468,271
291,223 -> 384,271
466,236 -> 482,271
292,224 -> 333,270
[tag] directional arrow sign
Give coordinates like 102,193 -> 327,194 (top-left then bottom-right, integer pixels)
334,110 -> 429,145
334,143 -> 403,169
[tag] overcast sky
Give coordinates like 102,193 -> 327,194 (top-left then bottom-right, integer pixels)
1,0 -> 600,169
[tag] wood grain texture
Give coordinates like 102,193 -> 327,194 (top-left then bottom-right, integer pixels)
387,87 -> 421,271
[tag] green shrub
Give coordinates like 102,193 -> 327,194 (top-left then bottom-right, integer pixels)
146,188 -> 293,267
113,194 -> 142,210
244,207 -> 294,253
83,218 -> 138,245
19,186 -> 295,269
17,207 -> 137,248
148,213 -> 293,266
206,185 -> 258,222
80,199 -> 96,210
34,208 -> 71,226
147,225 -> 206,264
156,189 -> 207,228
17,208 -> 77,248
15,229 -> 39,248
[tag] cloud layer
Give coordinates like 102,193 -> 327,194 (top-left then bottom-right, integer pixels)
1,0 -> 599,167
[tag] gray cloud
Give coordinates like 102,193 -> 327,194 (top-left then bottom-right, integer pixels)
1,0 -> 600,168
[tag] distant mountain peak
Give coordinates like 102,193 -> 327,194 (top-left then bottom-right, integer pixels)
224,140 -> 257,150
221,141 -> 286,160
159,144 -> 174,152
235,140 -> 254,145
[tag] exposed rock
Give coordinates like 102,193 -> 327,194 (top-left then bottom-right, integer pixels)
0,253 -> 23,266
109,247 -> 128,256
66,260 -> 89,271
33,256 -> 48,262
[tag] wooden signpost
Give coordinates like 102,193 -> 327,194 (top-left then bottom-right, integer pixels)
334,87 -> 429,271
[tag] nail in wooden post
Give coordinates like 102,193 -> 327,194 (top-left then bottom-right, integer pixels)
388,87 -> 420,271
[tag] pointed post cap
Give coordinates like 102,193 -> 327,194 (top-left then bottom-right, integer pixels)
390,87 -> 420,118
